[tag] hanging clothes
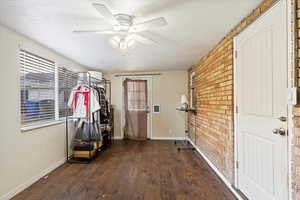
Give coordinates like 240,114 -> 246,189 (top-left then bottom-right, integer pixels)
68,84 -> 100,120
93,86 -> 110,124
68,83 -> 111,149
99,87 -> 110,124
73,121 -> 102,142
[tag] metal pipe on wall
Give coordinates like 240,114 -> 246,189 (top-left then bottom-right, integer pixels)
114,73 -> 161,77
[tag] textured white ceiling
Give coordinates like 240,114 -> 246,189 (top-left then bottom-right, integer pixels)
0,0 -> 262,72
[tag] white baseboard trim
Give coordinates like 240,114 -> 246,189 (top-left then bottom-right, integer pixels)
113,136 -> 124,140
0,158 -> 66,200
151,137 -> 185,140
113,137 -> 185,140
187,138 -> 243,200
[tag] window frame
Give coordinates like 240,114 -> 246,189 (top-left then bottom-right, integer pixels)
190,72 -> 196,108
20,49 -> 74,132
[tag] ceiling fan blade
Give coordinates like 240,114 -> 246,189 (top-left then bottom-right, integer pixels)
131,34 -> 157,45
73,30 -> 116,34
133,17 -> 167,32
92,3 -> 119,25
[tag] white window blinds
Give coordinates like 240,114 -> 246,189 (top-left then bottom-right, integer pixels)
20,50 -> 56,127
58,67 -> 78,118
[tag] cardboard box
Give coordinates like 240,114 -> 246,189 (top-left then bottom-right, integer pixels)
73,149 -> 96,159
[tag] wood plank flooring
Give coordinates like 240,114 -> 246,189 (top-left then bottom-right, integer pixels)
12,140 -> 237,200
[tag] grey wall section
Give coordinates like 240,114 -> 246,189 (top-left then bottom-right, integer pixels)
104,70 -> 188,139
0,25 -> 86,198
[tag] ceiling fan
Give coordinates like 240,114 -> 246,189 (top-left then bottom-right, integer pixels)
73,3 -> 168,50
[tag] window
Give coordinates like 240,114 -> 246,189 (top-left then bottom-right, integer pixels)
190,88 -> 196,108
20,50 -> 56,127
126,80 -> 147,111
58,67 -> 78,118
20,49 -> 77,129
190,72 -> 196,108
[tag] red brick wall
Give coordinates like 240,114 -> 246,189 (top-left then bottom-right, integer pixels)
293,108 -> 300,199
188,0 -> 279,184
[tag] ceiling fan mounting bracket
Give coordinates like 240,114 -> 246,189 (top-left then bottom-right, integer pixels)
114,14 -> 134,26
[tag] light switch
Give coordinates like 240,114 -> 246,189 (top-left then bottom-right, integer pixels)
287,87 -> 297,105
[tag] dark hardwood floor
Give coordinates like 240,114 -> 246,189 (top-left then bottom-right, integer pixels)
13,140 -> 236,200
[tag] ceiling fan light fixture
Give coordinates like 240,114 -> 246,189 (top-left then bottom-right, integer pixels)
125,34 -> 134,42
119,39 -> 128,50
109,35 -> 135,50
110,35 -> 121,48
111,35 -> 120,40
127,39 -> 135,48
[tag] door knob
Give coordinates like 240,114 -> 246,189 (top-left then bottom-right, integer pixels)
146,106 -> 150,113
278,116 -> 287,122
278,128 -> 286,136
273,129 -> 279,134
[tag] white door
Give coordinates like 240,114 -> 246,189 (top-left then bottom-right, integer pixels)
235,1 -> 288,200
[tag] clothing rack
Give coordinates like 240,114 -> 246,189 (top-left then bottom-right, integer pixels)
65,72 -> 113,164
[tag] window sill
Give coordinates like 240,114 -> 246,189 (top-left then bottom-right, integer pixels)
21,120 -> 65,132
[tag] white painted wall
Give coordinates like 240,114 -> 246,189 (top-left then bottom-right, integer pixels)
104,70 -> 188,139
0,25 -> 87,199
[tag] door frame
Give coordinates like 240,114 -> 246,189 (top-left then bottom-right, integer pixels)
233,0 -> 295,199
121,76 -> 153,139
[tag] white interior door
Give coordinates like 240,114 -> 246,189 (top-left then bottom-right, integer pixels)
235,1 -> 288,200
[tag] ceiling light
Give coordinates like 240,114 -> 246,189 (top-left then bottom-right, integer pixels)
119,39 -> 127,50
127,39 -> 135,47
110,35 -> 121,48
109,35 -> 135,51
125,34 -> 134,42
